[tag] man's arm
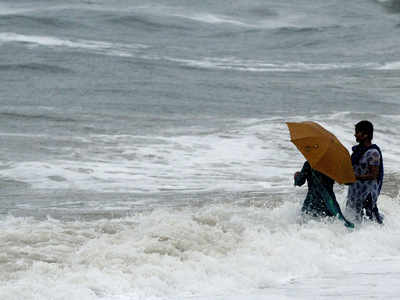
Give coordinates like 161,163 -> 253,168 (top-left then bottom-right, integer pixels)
356,165 -> 379,181
356,149 -> 380,181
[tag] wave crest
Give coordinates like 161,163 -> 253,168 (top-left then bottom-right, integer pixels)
0,62 -> 73,74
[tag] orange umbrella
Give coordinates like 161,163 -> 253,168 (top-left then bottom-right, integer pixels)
286,121 -> 356,184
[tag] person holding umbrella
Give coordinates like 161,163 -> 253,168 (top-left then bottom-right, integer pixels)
294,161 -> 345,220
346,120 -> 384,224
287,121 -> 355,228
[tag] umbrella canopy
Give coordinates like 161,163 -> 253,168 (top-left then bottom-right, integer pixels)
287,121 -> 356,184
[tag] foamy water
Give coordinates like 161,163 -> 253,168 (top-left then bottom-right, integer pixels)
1,113 -> 399,194
2,0 -> 400,298
1,193 -> 400,300
165,57 -> 382,72
0,32 -> 148,57
1,113 -> 400,299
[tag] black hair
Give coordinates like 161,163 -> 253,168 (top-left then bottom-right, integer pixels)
355,120 -> 373,140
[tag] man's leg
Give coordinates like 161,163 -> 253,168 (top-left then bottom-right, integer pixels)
363,194 -> 383,224
372,205 -> 383,224
363,195 -> 373,220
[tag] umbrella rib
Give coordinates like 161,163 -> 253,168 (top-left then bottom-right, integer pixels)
309,138 -> 332,167
287,121 -> 356,184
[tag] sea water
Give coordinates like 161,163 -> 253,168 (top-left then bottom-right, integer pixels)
1,0 -> 400,299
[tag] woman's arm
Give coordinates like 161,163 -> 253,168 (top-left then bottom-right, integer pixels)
294,162 -> 310,186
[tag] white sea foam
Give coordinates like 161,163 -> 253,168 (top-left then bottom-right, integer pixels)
376,61 -> 400,70
0,3 -> 72,15
0,3 -> 48,16
0,117 -> 398,300
1,194 -> 400,299
1,113 -> 399,194
172,12 -> 250,26
165,56 -> 380,72
0,120 -> 295,192
0,34 -> 389,73
0,32 -> 148,57
0,5 -> 21,15
155,6 -> 318,30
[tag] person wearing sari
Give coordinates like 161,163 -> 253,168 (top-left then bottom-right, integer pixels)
295,161 -> 354,228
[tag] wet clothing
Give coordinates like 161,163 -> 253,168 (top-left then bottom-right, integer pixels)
347,144 -> 383,223
364,194 -> 383,224
295,162 -> 336,217
351,144 -> 384,193
295,162 -> 354,228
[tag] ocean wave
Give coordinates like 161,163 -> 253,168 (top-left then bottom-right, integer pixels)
0,14 -> 76,28
2,112 -> 399,194
1,111 -> 399,195
274,25 -> 335,34
376,61 -> 400,70
104,7 -> 310,30
165,56 -> 380,72
0,112 -> 77,123
171,12 -> 251,26
0,62 -> 73,74
108,14 -> 188,31
1,196 -> 400,299
0,4 -> 34,16
163,12 -> 325,31
377,0 -> 400,12
246,6 -> 279,18
99,6 -> 252,28
0,32 -> 148,57
156,9 -> 332,31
